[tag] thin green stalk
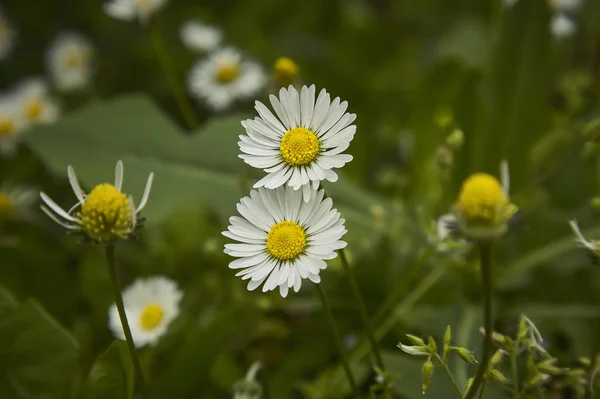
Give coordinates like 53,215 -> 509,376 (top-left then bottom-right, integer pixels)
478,379 -> 488,399
510,348 -> 521,399
149,22 -> 198,129
464,243 -> 494,399
338,248 -> 385,371
105,244 -> 145,389
315,284 -> 359,398
433,353 -> 463,397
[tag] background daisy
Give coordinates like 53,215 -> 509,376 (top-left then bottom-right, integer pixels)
15,78 -> 60,128
0,7 -> 15,61
187,47 -> 266,111
47,32 -> 94,91
0,94 -> 25,156
223,186 -> 347,298
104,0 -> 170,23
239,84 -> 356,201
180,20 -> 222,53
0,183 -> 37,220
108,276 -> 183,348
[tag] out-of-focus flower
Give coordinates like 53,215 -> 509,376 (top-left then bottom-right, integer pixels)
104,0 -> 169,23
188,47 -> 265,111
223,186 -> 347,298
503,0 -> 519,8
40,160 -> 154,243
549,0 -> 583,12
179,21 -> 222,52
108,276 -> 183,348
0,8 -> 16,61
271,57 -> 300,90
0,183 -> 37,220
550,13 -> 576,40
0,95 -> 26,156
239,84 -> 356,202
47,32 -> 94,91
233,362 -> 263,399
15,78 -> 60,128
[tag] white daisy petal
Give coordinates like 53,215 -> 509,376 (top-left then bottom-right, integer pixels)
46,32 -> 94,92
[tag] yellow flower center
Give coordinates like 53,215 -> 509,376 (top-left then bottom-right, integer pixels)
280,127 -> 320,166
0,192 -> 14,217
139,303 -> 164,330
273,57 -> 299,84
135,0 -> 151,10
24,99 -> 43,122
267,221 -> 307,260
77,184 -> 132,242
64,53 -> 85,70
216,63 -> 240,84
456,173 -> 508,224
0,118 -> 15,136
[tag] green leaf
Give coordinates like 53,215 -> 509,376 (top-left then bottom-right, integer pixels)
79,341 -> 134,399
0,287 -> 78,399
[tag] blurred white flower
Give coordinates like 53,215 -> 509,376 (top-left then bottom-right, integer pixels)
0,8 -> 16,61
503,0 -> 519,8
187,47 -> 266,111
104,0 -> 169,23
180,21 -> 222,52
550,13 -> 576,40
223,186 -> 347,298
0,183 -> 37,220
0,94 -> 26,156
109,276 -> 183,348
47,32 -> 94,91
549,0 -> 583,12
15,78 -> 60,127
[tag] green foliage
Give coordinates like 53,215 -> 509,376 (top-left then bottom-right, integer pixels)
80,341 -> 134,399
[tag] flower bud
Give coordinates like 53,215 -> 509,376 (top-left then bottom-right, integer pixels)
452,347 -> 478,364
422,358 -> 434,394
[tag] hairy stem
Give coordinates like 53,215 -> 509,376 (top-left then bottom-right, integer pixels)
433,353 -> 463,397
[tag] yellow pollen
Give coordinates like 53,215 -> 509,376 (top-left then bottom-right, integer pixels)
280,127 -> 320,166
139,303 -> 164,330
0,118 -> 15,136
267,221 -> 307,260
135,0 -> 151,9
0,192 -> 14,217
455,173 -> 508,224
77,183 -> 132,242
24,99 -> 43,121
273,57 -> 299,82
216,63 -> 240,84
64,53 -> 84,69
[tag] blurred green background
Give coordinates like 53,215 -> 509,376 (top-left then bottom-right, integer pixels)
2,0 -> 600,398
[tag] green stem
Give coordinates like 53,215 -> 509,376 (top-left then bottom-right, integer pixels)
510,348 -> 521,399
104,245 -> 145,390
478,379 -> 488,399
315,283 -> 359,398
338,248 -> 386,372
433,353 -> 463,397
464,243 -> 494,399
149,21 -> 198,129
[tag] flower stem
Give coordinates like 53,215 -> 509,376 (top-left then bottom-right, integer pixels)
510,347 -> 521,399
433,353 -> 463,397
104,244 -> 145,389
464,242 -> 494,399
338,248 -> 386,372
149,21 -> 198,130
315,283 -> 359,398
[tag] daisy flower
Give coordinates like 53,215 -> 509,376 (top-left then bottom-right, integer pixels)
271,56 -> 300,90
15,78 -> 60,128
187,47 -> 266,111
0,183 -> 37,220
549,0 -> 583,12
238,84 -> 356,202
47,32 -> 94,91
40,160 -> 154,243
0,8 -> 16,61
223,185 -> 347,298
550,13 -> 576,40
179,20 -> 222,52
0,94 -> 26,156
104,0 -> 169,23
108,276 -> 183,348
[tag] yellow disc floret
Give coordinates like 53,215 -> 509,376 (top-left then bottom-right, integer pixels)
280,127 -> 320,166
267,221 -> 307,260
0,118 -> 15,137
456,173 -> 508,223
273,57 -> 299,83
78,183 -> 132,242
216,63 -> 240,84
24,99 -> 43,121
139,303 -> 164,330
0,192 -> 14,217
64,52 -> 85,70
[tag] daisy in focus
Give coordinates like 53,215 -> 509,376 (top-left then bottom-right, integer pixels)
187,47 -> 266,111
569,219 -> 600,260
104,0 -> 169,23
0,95 -> 26,156
179,20 -> 222,53
47,32 -> 94,91
0,8 -> 15,61
40,160 -> 154,243
0,183 -> 37,220
223,186 -> 347,298
15,78 -> 60,128
238,84 -> 356,201
109,276 -> 183,348
450,160 -> 519,241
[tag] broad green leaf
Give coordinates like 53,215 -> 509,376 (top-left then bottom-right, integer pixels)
79,341 -> 134,399
0,288 -> 78,399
